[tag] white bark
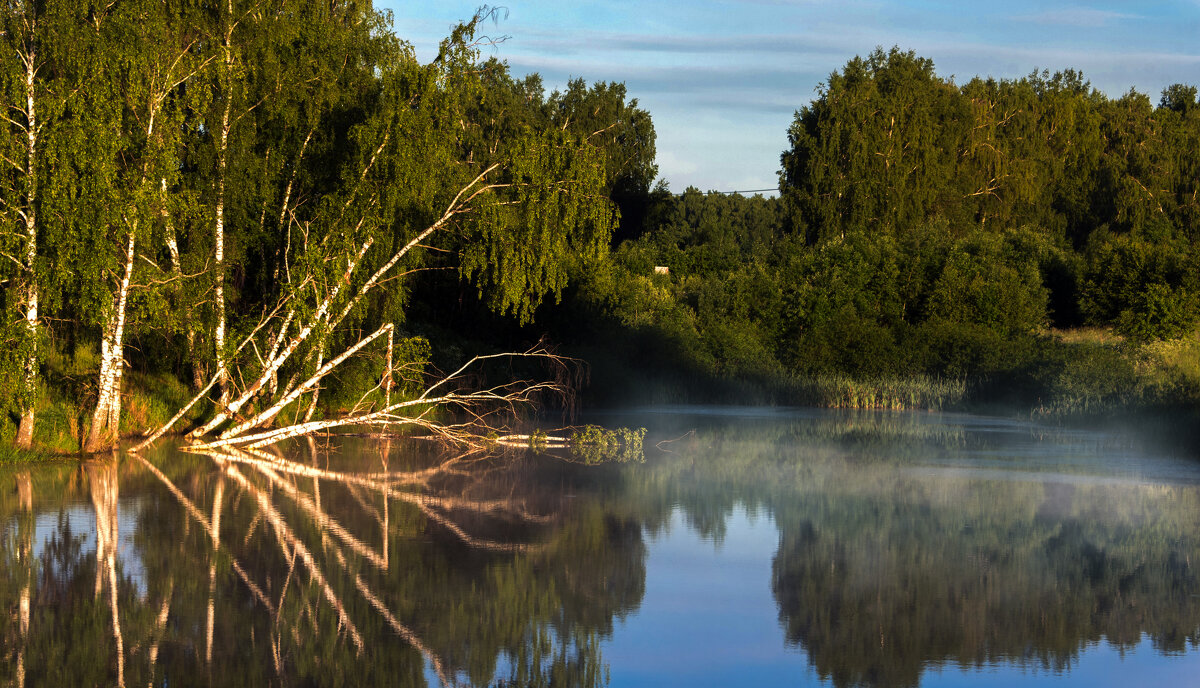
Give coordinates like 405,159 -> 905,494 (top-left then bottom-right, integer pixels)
219,324 -> 393,439
188,237 -> 375,438
86,232 -> 136,452
174,164 -> 509,448
15,17 -> 38,449
213,1 -> 234,404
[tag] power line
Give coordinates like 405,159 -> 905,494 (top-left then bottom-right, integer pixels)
713,187 -> 780,195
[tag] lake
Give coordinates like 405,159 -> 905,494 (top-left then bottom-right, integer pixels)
2,406 -> 1199,687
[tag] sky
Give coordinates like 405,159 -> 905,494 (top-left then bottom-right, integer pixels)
378,1 -> 1200,195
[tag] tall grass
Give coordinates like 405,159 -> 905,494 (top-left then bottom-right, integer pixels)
1033,329 -> 1200,417
796,374 -> 968,411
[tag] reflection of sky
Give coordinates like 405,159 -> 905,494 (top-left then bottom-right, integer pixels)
379,1 -> 1200,194
600,503 -> 1200,688
11,499 -> 148,598
603,505 -> 822,686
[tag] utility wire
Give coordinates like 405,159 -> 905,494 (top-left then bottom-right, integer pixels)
713,188 -> 779,195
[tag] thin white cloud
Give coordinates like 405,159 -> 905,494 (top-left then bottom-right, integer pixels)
1012,7 -> 1141,28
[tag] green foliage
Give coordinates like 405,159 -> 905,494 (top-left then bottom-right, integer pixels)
568,425 -> 646,464
1080,231 -> 1200,341
565,50 -> 1200,412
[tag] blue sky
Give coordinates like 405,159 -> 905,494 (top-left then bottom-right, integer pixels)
379,1 -> 1200,194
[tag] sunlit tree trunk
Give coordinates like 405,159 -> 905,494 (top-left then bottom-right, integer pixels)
212,0 -> 234,404
163,184 -> 204,391
86,233 -> 136,452
7,5 -> 42,449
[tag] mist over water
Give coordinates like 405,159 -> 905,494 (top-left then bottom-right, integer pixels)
3,407 -> 1199,687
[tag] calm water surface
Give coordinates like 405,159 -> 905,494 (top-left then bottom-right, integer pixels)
2,407 -> 1199,687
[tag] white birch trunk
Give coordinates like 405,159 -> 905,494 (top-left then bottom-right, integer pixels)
219,323 -> 392,439
166,219 -> 204,390
302,344 -> 325,423
15,24 -> 38,449
178,167 -> 500,446
188,237 -> 374,438
86,232 -> 136,452
213,6 -> 234,404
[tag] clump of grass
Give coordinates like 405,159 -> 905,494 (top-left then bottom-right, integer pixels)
1139,333 -> 1200,387
799,374 -> 967,411
121,371 -> 195,437
33,397 -> 83,454
1049,326 -> 1123,347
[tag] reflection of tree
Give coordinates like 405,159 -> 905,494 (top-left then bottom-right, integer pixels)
0,440 -> 647,687
87,459 -> 126,687
771,491 -> 1200,688
4,472 -> 33,688
612,412 -> 1200,688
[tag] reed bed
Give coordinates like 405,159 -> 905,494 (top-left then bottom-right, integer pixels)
797,374 -> 967,411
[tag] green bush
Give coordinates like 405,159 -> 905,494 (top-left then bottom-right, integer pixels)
1115,283 -> 1198,342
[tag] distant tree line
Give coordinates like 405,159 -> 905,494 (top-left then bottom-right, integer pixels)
580,48 -> 1200,406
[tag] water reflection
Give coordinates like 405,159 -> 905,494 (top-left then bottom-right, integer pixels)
1,409 -> 1199,687
615,409 -> 1200,687
0,440 -> 643,687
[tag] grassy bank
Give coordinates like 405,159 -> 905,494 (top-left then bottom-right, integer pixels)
577,326 -> 1200,420
4,326 -> 1199,462
0,344 -> 204,457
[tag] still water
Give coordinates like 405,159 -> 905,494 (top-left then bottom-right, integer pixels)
2,406 -> 1199,687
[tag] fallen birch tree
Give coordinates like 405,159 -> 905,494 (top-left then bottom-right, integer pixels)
133,150 -> 602,451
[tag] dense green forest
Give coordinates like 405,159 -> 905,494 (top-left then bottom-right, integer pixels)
559,48 -> 1200,415
2,1 -> 1199,456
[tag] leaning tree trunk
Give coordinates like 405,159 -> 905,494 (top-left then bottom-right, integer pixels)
86,233 -> 136,452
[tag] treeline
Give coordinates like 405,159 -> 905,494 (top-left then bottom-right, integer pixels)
0,2 -> 654,453
577,48 -> 1200,410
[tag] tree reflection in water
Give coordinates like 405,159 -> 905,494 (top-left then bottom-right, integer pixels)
1,410 -> 1199,687
620,411 -> 1200,688
0,439 -> 645,687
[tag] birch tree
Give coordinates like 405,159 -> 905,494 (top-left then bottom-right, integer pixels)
74,0 -> 213,451
0,1 -> 61,448
145,11 -> 618,448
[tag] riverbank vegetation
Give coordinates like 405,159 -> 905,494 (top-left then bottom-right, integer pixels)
2,2 -> 1199,456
